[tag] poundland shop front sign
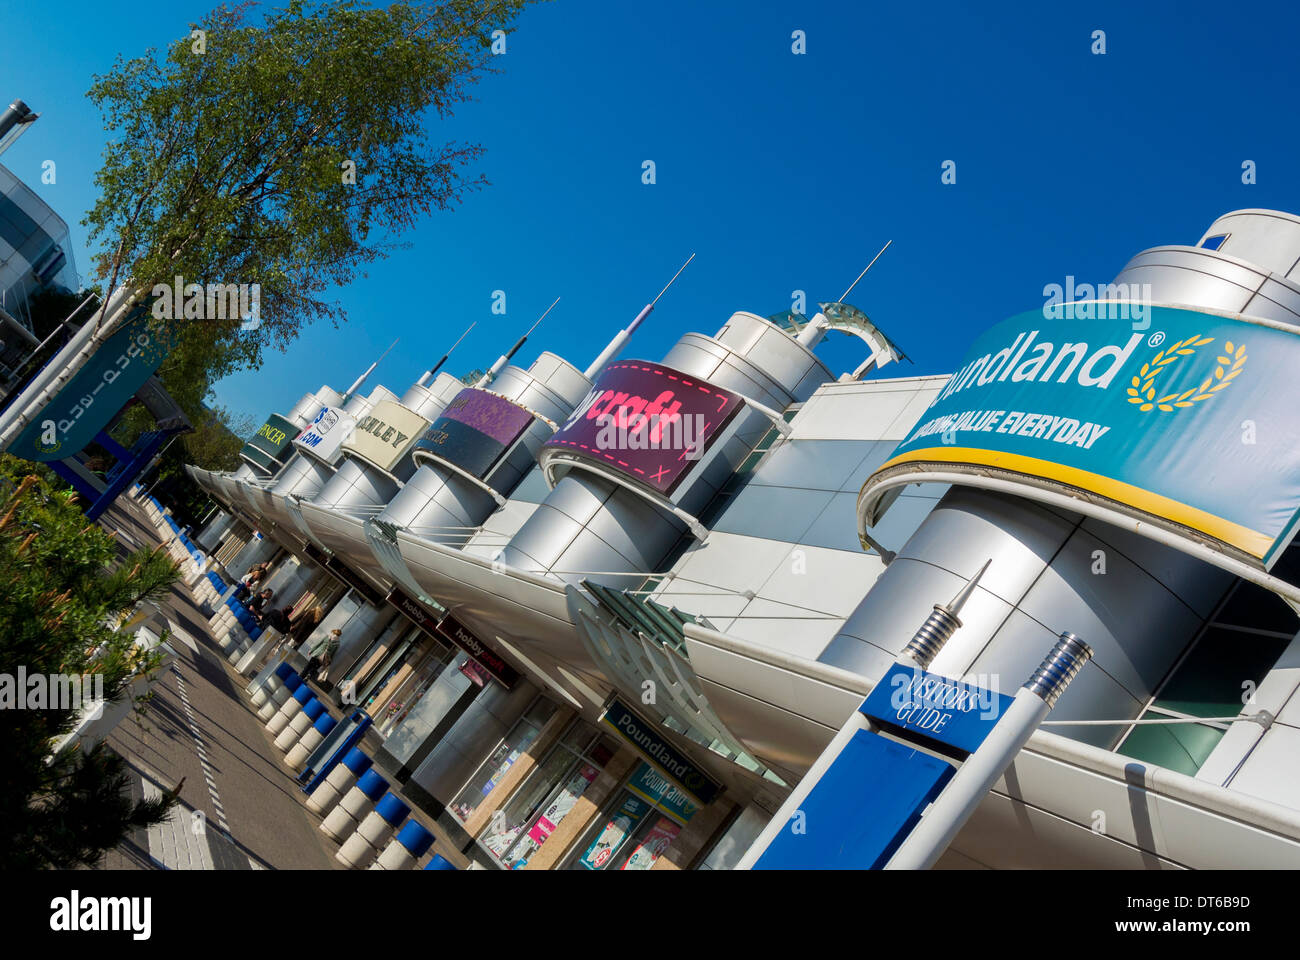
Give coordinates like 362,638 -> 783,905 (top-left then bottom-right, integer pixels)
601,698 -> 722,805
861,304 -> 1300,568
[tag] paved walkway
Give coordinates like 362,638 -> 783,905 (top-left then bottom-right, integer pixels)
94,498 -> 342,871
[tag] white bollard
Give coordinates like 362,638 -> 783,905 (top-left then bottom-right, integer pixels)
266,686 -> 314,736
285,714 -> 337,769
274,700 -> 324,752
336,793 -> 410,869
320,770 -> 389,842
370,822 -> 435,871
306,748 -> 372,815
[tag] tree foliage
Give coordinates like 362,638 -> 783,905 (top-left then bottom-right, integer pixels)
84,0 -> 532,401
0,455 -> 181,868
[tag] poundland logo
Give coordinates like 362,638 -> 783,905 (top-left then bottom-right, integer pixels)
933,329 -> 1145,407
602,697 -> 722,804
50,891 -> 151,940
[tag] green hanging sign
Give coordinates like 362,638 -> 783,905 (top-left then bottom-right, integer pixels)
8,310 -> 173,463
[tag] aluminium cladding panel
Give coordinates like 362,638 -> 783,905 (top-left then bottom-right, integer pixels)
486,418 -> 557,495
296,505 -> 392,586
381,462 -> 499,542
381,416 -> 551,542
820,486 -> 1234,750
401,371 -> 465,421
501,317 -> 825,583
706,310 -> 831,402
1197,633 -> 1300,802
502,471 -> 688,580
460,466 -> 551,560
240,483 -> 282,523
1199,209 -> 1300,281
786,376 -> 951,443
493,351 -> 593,421
407,680 -> 541,810
289,390 -> 328,427
393,529 -> 575,640
271,451 -> 335,500
656,375 -> 953,649
311,456 -> 402,510
948,738 -> 1300,869
660,336 -> 820,411
1216,721 -> 1300,816
380,357 -> 582,544
1112,246 -> 1300,327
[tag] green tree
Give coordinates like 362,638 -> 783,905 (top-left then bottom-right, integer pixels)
0,0 -> 533,447
182,404 -> 257,472
0,456 -> 182,868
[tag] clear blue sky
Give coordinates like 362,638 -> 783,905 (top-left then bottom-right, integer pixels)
2,0 -> 1297,425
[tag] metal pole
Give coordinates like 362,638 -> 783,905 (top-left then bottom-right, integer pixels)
583,254 -> 695,378
883,632 -> 1094,870
420,321 -> 476,385
735,562 -> 991,870
839,239 -> 892,302
477,299 -> 559,387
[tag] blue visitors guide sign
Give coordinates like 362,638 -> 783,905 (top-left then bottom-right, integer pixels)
860,663 -> 1013,755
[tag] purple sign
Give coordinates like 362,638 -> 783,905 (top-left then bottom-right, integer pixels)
541,360 -> 744,495
414,387 -> 536,479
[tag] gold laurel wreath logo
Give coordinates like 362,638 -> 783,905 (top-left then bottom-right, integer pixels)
1126,334 -> 1247,413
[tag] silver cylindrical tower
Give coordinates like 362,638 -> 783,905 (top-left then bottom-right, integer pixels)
378,352 -> 591,546
825,211 -> 1300,749
499,312 -> 830,587
309,374 -> 462,513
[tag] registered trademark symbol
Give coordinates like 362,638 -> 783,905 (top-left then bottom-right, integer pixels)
1147,331 -> 1165,347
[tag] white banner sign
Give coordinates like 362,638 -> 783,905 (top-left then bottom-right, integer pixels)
294,405 -> 354,464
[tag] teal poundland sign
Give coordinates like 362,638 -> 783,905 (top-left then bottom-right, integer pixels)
862,304 -> 1300,567
9,310 -> 172,463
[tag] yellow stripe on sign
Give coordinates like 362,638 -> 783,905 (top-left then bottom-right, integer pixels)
875,446 -> 1272,558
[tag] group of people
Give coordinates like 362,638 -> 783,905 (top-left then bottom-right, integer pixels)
232,562 -> 343,684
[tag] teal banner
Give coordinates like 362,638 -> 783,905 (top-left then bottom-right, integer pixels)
9,311 -> 171,463
623,761 -> 699,824
866,305 -> 1300,565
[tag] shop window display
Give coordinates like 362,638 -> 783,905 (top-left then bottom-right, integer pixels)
565,761 -> 700,871
478,722 -> 618,869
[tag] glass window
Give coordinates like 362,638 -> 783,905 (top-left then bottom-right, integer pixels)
489,729 -> 618,869
564,762 -> 697,871
373,643 -> 455,738
614,815 -> 682,870
1200,234 -> 1229,251
447,697 -> 556,823
1115,576 -> 1293,775
1116,710 -> 1226,776
569,792 -> 655,870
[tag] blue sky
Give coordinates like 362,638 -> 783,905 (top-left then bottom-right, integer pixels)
2,0 -> 1298,425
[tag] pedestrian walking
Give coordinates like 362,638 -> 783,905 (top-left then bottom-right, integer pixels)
303,628 -> 342,684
